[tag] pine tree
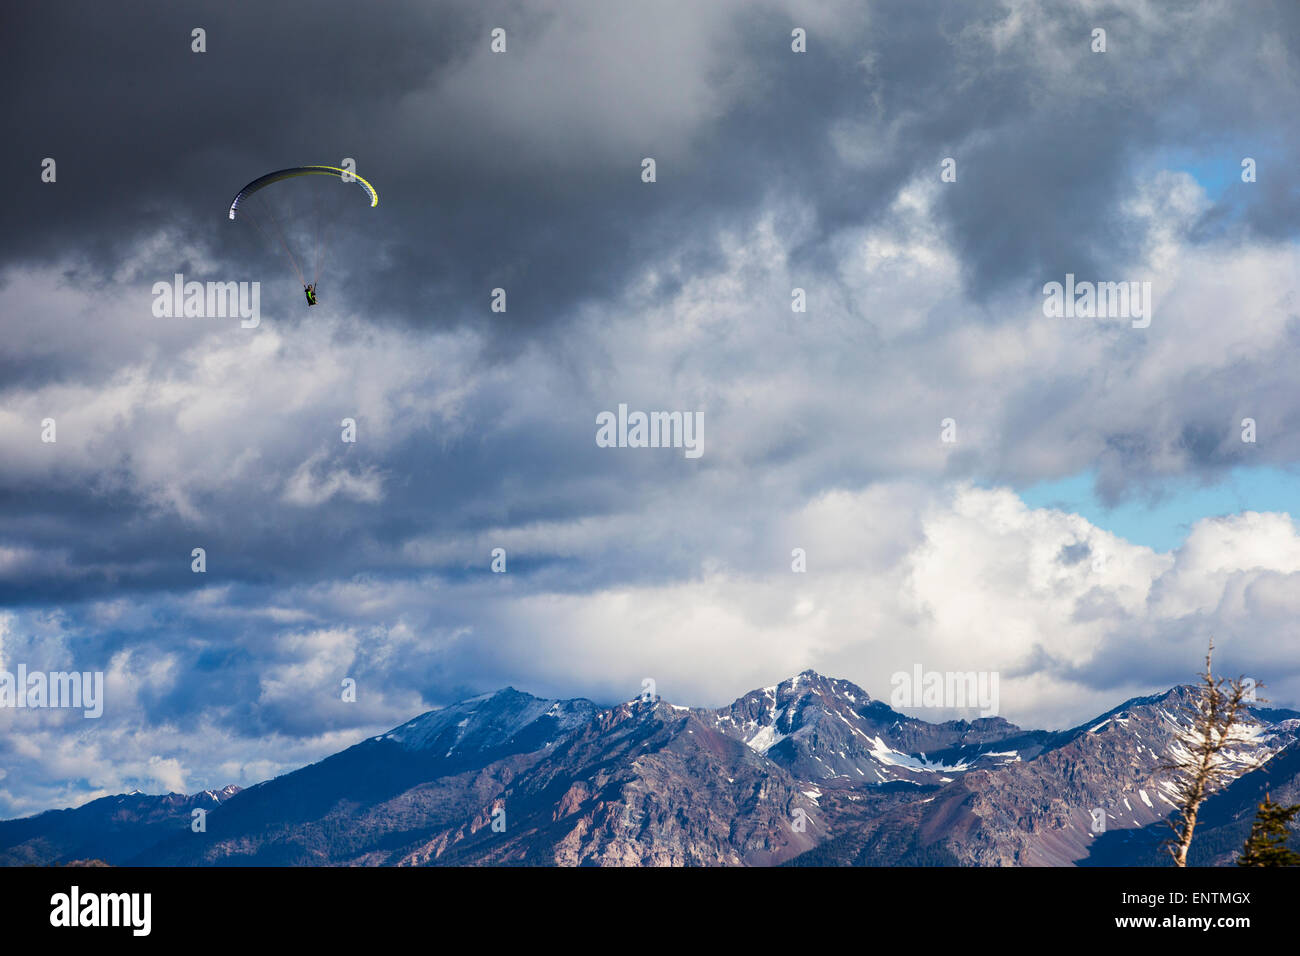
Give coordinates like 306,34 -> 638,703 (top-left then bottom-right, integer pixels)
1237,792 -> 1300,866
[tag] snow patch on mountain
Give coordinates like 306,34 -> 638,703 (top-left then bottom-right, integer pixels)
867,736 -> 970,773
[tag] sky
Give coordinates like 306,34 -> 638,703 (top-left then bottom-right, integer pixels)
1,0 -> 1298,817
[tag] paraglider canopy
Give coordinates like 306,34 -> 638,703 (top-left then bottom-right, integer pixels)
228,165 -> 379,298
228,165 -> 378,220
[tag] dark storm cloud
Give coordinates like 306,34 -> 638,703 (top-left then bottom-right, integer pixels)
6,0 -> 1295,347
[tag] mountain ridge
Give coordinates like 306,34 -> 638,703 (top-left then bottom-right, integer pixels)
4,671 -> 1297,866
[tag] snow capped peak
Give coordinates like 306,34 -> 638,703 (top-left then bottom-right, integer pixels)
787,669 -> 823,689
381,689 -> 596,754
765,671 -> 872,707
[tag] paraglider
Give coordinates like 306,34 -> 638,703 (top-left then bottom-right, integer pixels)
227,165 -> 378,306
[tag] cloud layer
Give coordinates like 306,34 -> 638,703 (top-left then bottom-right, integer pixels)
1,0 -> 1298,815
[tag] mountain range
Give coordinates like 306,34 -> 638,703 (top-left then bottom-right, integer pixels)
4,671 -> 1298,866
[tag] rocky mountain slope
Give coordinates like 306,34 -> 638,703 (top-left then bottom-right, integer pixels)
791,688 -> 1299,866
0,786 -> 240,866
